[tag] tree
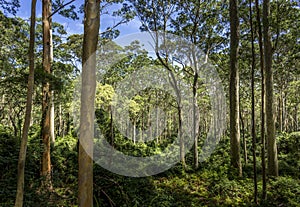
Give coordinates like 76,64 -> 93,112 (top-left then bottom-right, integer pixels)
41,0 -> 52,187
249,0 -> 257,203
14,0 -> 37,206
78,0 -> 100,206
130,0 -> 188,167
263,0 -> 278,177
254,0 -> 267,199
229,0 -> 242,176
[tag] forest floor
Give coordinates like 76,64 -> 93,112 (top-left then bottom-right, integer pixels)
0,128 -> 299,207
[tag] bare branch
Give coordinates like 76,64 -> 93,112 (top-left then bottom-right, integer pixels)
48,0 -> 76,19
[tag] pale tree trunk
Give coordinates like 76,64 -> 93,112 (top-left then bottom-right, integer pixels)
295,104 -> 298,131
59,103 -> 63,136
41,0 -> 52,187
50,91 -> 55,143
255,0 -> 267,199
283,96 -> 287,131
278,94 -> 282,132
263,0 -> 278,177
156,106 -> 159,144
78,0 -> 100,206
249,0 -> 257,202
133,119 -> 136,144
14,0 -> 37,206
229,0 -> 242,176
240,110 -> 247,165
191,48 -> 201,170
50,24 -> 55,143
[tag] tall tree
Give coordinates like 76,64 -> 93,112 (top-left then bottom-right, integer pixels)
255,0 -> 267,199
249,0 -> 257,203
78,0 -> 100,206
14,0 -> 37,206
41,0 -> 52,187
263,0 -> 278,177
229,0 -> 242,176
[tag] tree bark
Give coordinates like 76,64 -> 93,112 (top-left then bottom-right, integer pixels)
249,0 -> 258,202
240,110 -> 247,165
263,0 -> 278,177
41,0 -> 52,187
50,91 -> 55,143
78,1 -> 100,206
229,0 -> 242,176
14,0 -> 37,206
50,14 -> 55,143
255,0 -> 267,199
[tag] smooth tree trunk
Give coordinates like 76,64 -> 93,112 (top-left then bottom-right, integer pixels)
50,91 -> 55,143
255,0 -> 267,199
49,22 -> 55,143
14,0 -> 37,206
240,110 -> 247,165
229,0 -> 242,176
41,0 -> 52,186
191,49 -> 202,170
249,0 -> 258,202
59,103 -> 63,136
133,120 -> 136,144
78,0 -> 100,206
192,72 -> 199,169
263,0 -> 279,177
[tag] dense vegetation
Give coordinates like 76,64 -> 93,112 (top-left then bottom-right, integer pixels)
1,126 -> 299,206
0,0 -> 299,206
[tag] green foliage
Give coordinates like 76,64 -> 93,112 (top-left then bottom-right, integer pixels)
1,126 -> 299,206
0,0 -> 20,15
0,125 -> 18,206
266,176 -> 300,207
277,132 -> 300,177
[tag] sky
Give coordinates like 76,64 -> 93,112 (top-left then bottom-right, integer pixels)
12,0 -> 141,37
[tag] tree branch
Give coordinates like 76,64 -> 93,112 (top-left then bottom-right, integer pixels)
48,0 -> 76,19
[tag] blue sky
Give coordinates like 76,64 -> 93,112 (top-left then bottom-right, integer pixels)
12,0 -> 141,36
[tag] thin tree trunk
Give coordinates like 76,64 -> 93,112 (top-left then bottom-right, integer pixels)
295,104 -> 298,131
191,51 -> 200,170
263,0 -> 278,177
133,119 -> 136,144
278,94 -> 282,132
240,110 -> 247,165
50,17 -> 55,143
50,91 -> 55,143
59,103 -> 62,136
78,0 -> 100,206
41,0 -> 52,187
156,106 -> 159,144
14,0 -> 37,206
110,106 -> 114,145
229,0 -> 242,176
255,0 -> 267,199
249,0 -> 258,202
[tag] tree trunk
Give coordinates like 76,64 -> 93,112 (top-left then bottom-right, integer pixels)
41,0 -> 52,187
255,0 -> 267,199
78,1 -> 100,206
50,17 -> 55,143
249,0 -> 258,202
263,0 -> 278,177
229,0 -> 242,176
240,110 -> 247,165
59,103 -> 63,136
50,91 -> 55,143
133,119 -> 136,144
295,104 -> 298,131
14,0 -> 37,206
